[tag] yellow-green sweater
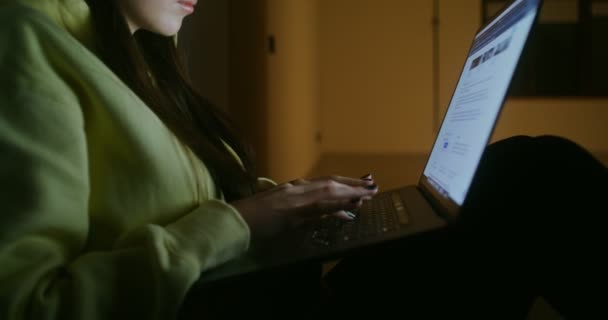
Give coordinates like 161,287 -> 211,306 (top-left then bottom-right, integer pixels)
0,0 -> 270,319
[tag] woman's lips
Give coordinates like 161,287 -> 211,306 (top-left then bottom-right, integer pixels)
178,0 -> 196,13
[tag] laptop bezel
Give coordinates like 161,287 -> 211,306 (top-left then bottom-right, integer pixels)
416,0 -> 543,221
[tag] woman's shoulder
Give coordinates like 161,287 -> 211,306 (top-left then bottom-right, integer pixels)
0,2 -> 106,99
0,2 -> 93,58
2,0 -> 95,48
0,2 -> 56,34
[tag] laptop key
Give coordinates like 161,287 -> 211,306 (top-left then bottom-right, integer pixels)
391,192 -> 410,225
307,192 -> 410,247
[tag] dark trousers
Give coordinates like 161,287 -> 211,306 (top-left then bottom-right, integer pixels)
180,135 -> 608,319
324,135 -> 608,318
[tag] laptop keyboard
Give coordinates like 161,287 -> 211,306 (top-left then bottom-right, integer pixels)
308,191 -> 411,248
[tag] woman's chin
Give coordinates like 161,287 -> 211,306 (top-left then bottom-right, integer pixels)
144,21 -> 183,37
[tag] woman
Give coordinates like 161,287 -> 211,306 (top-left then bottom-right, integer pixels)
0,0 -> 377,318
0,0 -> 606,319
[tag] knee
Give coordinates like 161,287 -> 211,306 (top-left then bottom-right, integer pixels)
532,135 -> 597,162
492,134 -> 534,145
483,135 -> 535,163
490,135 -> 592,159
487,135 -> 535,153
533,135 -> 584,151
492,135 -> 579,148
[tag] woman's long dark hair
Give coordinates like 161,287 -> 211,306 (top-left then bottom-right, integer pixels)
85,0 -> 256,201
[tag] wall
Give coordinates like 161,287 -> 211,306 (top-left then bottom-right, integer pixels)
320,0 -> 608,155
265,0 -> 321,182
180,1 -> 270,175
493,99 -> 608,151
182,1 -> 322,182
438,0 -> 608,153
319,0 -> 435,154
184,0 -> 607,180
179,0 -> 230,111
228,1 -> 270,176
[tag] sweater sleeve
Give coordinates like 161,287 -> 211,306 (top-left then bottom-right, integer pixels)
0,9 -> 250,320
256,177 -> 278,193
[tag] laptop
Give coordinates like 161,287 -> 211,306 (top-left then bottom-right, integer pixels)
199,0 -> 543,284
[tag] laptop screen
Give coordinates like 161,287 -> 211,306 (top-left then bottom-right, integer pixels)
421,0 -> 541,207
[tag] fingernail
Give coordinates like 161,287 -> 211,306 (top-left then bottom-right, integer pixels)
346,211 -> 357,219
360,173 -> 372,180
366,184 -> 378,190
350,197 -> 361,204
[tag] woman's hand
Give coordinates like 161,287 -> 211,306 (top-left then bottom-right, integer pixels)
231,175 -> 378,239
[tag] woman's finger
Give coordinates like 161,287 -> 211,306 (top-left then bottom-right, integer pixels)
272,177 -> 378,218
309,175 -> 375,188
291,179 -> 377,198
287,209 -> 354,229
289,178 -> 310,186
360,173 -> 373,180
331,210 -> 357,221
274,178 -> 310,191
292,195 -> 364,218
